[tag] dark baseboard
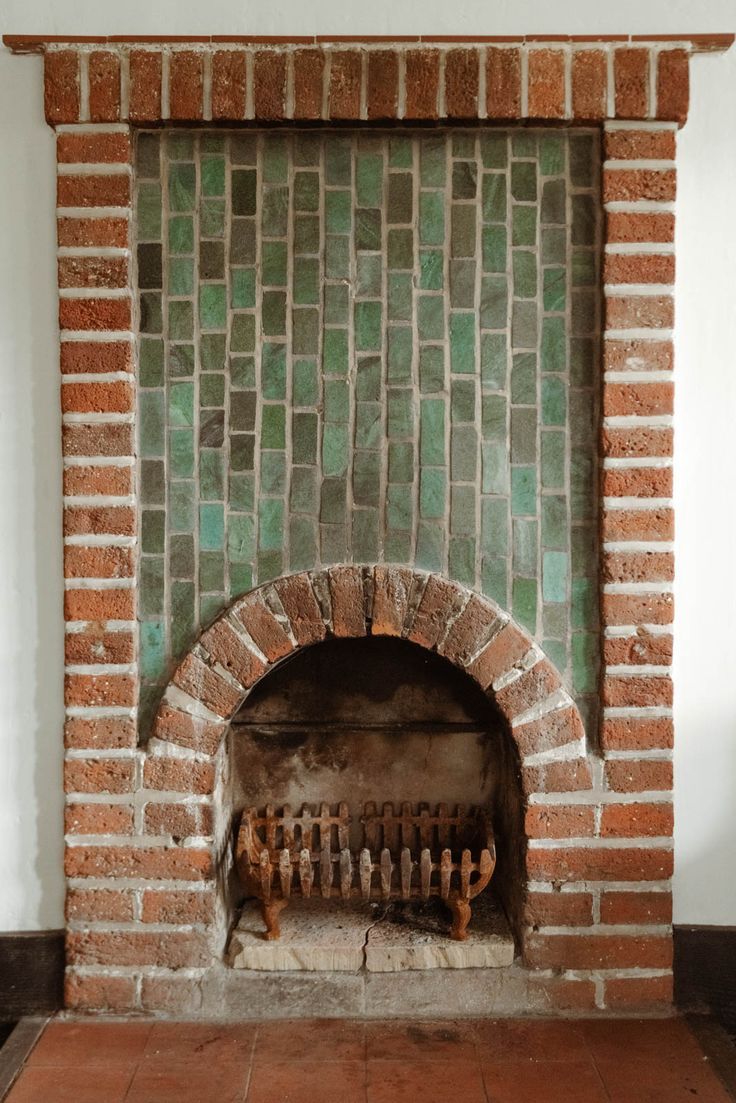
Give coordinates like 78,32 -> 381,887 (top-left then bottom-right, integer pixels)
0,932 -> 64,1021
675,925 -> 736,1038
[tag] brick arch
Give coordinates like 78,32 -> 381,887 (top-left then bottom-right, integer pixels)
150,565 -> 587,786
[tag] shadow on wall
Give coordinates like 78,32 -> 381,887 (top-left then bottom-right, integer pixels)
0,51 -> 65,930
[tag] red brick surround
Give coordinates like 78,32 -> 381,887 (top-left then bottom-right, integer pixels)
9,33 -> 710,1014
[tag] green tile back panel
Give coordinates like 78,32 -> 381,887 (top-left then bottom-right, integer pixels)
136,129 -> 601,733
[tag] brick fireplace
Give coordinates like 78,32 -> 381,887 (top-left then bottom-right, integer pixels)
6,31 -> 723,1017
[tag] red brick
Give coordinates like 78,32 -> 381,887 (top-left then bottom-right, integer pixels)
444,48 -> 480,118
367,50 -> 398,120
65,972 -> 137,1012
603,427 -> 673,460
67,929 -> 209,968
605,759 -> 673,793
253,50 -> 286,119
600,715 -> 673,752
525,804 -> 595,839
59,297 -> 132,332
65,672 -> 136,708
527,49 -> 565,118
605,296 -> 673,331
172,652 -> 243,718
142,889 -> 215,925
63,544 -> 134,580
514,705 -> 584,758
169,50 -> 204,120
232,595 -> 294,660
602,551 -> 674,584
63,505 -> 135,536
604,973 -> 673,1009
603,168 -> 676,203
600,801 -> 673,838
64,758 -> 135,795
439,595 -> 501,667
522,758 -> 593,796
602,632 -> 673,667
62,422 -> 133,458
64,845 -> 213,881
329,51 -> 362,119
604,379 -> 675,414
524,891 -> 594,928
409,575 -> 464,650
60,339 -> 132,375
614,48 -> 649,119
606,212 -> 674,249
530,975 -> 597,1011
63,464 -> 132,498
405,49 -> 440,119
88,51 -> 121,121
143,802 -> 213,838
657,49 -> 689,124
486,47 -> 520,118
604,253 -> 674,285
57,131 -> 130,165
200,618 -> 267,689
292,49 -> 325,120
525,933 -> 672,971
64,587 -> 135,622
371,565 -> 414,638
526,845 -> 673,882
600,890 -> 672,925
143,757 -> 215,795
605,128 -> 675,161
152,703 -> 226,757
65,629 -> 135,666
65,716 -> 136,750
141,976 -> 203,1014
274,573 -> 327,645
57,174 -> 130,208
65,802 -> 134,835
572,49 -> 607,119
467,622 -> 530,689
58,255 -> 128,290
211,50 -> 246,119
602,508 -> 673,543
328,565 -> 367,638
58,216 -> 129,249
66,887 -> 134,922
601,591 -> 674,627
44,50 -> 80,124
603,338 -> 673,373
62,380 -> 133,414
129,50 -> 162,122
495,659 -> 560,719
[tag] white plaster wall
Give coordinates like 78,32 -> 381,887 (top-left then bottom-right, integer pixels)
0,0 -> 734,929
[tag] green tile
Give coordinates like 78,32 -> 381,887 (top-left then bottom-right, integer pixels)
294,171 -> 319,212
295,215 -> 320,255
293,257 -> 319,305
140,620 -> 166,680
420,398 -> 446,465
542,495 -> 568,549
169,382 -> 194,427
260,451 -> 287,494
512,205 -> 537,247
229,391 -> 255,433
540,133 -> 565,176
572,250 -> 596,288
168,163 -> 195,212
511,301 -> 537,349
356,357 -> 381,402
541,316 -> 566,373
513,517 -> 538,575
420,468 -> 446,520
262,241 -> 288,286
169,481 -> 196,532
416,522 -> 444,572
353,450 -> 381,507
388,173 -> 413,223
387,389 -> 413,438
387,228 -> 413,270
228,513 -> 255,565
325,235 -> 350,278
200,198 -> 225,237
511,161 -> 536,201
231,268 -> 255,309
290,515 -> 318,570
168,344 -> 195,379
388,441 -> 414,484
450,313 -> 475,374
481,497 -> 508,556
511,465 -> 536,516
451,379 -> 475,423
141,510 -> 165,555
168,214 -> 193,254
168,133 -> 194,159
419,191 -> 444,246
201,155 -> 225,196
230,356 -> 255,389
480,133 -> 507,169
291,467 -> 318,513
356,208 -> 381,251
353,509 -> 380,562
388,273 -> 413,321
199,284 -> 227,330
293,133 -> 320,168
355,401 -> 381,450
200,333 -> 226,371
325,190 -> 351,234
513,251 -> 537,299
389,136 -> 412,168
137,133 -> 160,178
449,536 -> 475,586
229,473 -> 254,512
541,431 -> 565,489
419,250 -> 443,291
451,425 -> 478,481
419,346 -> 445,394
322,423 -> 349,476
200,550 -> 225,593
263,137 -> 288,183
355,300 -> 382,351
451,485 -> 476,535
294,359 -> 319,407
259,498 -> 284,551
387,326 -> 412,382
417,296 -> 444,342
387,484 -> 412,530
262,186 -> 289,237
169,429 -> 194,478
512,576 -> 537,633
481,555 -> 508,606
140,557 -> 165,617
543,267 -> 566,312
542,226 -> 565,264
319,477 -> 347,523
543,638 -> 567,675
261,291 -> 286,336
482,173 -> 506,222
512,132 -> 536,158
542,376 -> 566,426
200,449 -> 224,500
324,378 -> 349,423
479,276 -> 507,329
261,404 -> 286,449
319,523 -> 347,565
572,632 -> 598,693
450,259 -> 475,309
140,459 -> 164,506
140,339 -> 164,388
453,161 -> 477,201
356,153 -> 384,207
541,178 -> 566,224
323,329 -> 349,375
168,257 -> 193,296
510,407 -> 537,464
357,255 -> 383,298
451,206 -> 476,257
482,225 -> 507,273
140,292 -> 162,335
168,300 -> 193,341
543,550 -> 568,603
292,308 -> 319,356
262,344 -> 286,399
420,137 -> 446,187
325,138 -> 351,185
199,503 -> 224,551
480,334 -> 507,391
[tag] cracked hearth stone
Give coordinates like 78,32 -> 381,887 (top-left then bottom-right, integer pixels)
227,895 -> 514,972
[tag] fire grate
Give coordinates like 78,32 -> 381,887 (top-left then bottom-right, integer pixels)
235,802 -> 496,942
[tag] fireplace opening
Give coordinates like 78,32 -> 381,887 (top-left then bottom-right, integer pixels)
224,635 -> 526,970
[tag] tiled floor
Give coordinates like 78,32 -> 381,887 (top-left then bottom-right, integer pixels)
4,1016 -> 733,1103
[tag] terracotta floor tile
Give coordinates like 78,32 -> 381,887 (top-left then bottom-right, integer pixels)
125,1057 -> 251,1103
27,1021 -> 152,1067
582,1017 -> 706,1066
366,1019 -> 478,1062
253,1018 -> 366,1063
595,1055 -> 732,1103
144,1022 -> 256,1063
474,1019 -> 590,1063
6,1064 -> 134,1103
367,1059 -> 488,1103
482,1058 -> 610,1103
247,1060 -> 366,1103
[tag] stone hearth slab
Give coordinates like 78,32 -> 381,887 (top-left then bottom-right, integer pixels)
227,896 -> 514,972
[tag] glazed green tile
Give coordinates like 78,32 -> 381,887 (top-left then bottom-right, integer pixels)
140,339 -> 164,387
293,359 -> 319,407
449,536 -> 475,586
323,284 -> 349,326
420,137 -> 446,186
451,379 -> 475,424
513,518 -> 538,575
319,477 -> 347,524
511,466 -> 536,516
572,249 -> 596,288
198,503 -> 224,551
451,206 -> 476,258
450,485 -> 475,535
355,301 -> 382,351
261,291 -> 286,336
513,251 -> 537,299
511,162 -> 536,202
230,356 -> 255,389
322,423 -> 349,477
450,313 -> 475,374
168,163 -> 195,212
141,509 -> 165,555
231,171 -> 257,215
355,401 -> 381,450
293,132 -> 320,167
169,429 -> 195,479
388,136 -> 412,168
202,134 -> 224,154
356,358 -> 381,402
353,450 -> 381,507
169,381 -> 194,428
325,190 -> 351,235
199,284 -> 227,330
572,632 -> 598,694
291,257 -> 319,306
291,467 -> 318,513
387,389 -> 413,438
542,494 -> 568,548
140,460 -> 164,506
199,550 -> 225,593
292,308 -> 319,356
479,276 -> 507,330
200,449 -> 225,500
262,241 -> 287,287
543,602 -> 567,640
541,178 -> 566,225
386,273 -> 411,321
451,425 -> 477,482
137,184 -> 162,240
324,378 -> 349,424
353,509 -> 380,562
356,154 -> 384,207
319,523 -> 347,565
200,198 -> 226,237
570,338 -> 594,387
170,479 -> 196,533
419,250 -> 443,292
357,255 -> 383,298
481,555 -> 507,606
263,136 -> 288,184
543,267 -> 566,312
449,259 -> 474,309
415,522 -> 444,572
258,498 -> 285,552
512,301 -> 537,350
387,228 -> 413,270
510,407 -> 537,465
323,329 -> 348,376
169,580 -> 195,655
510,354 -> 536,405
482,173 -> 506,222
167,133 -> 194,159
512,132 -> 536,158
512,577 -> 537,634
481,334 -> 507,391
289,515 -> 318,571
419,192 -> 444,246
385,531 -> 413,565
541,316 -> 566,373
570,133 -> 595,187
167,344 -> 195,379
452,162 -> 477,203
229,472 -> 255,513
388,441 -> 413,484
260,451 -> 287,495
230,218 -> 255,264
571,289 -> 596,337
200,241 -> 224,280
480,133 -> 507,169
260,344 -> 286,400
201,155 -> 225,197
481,498 -> 508,556
229,268 -> 254,310
541,226 -> 565,264
140,556 -> 165,618
420,468 -> 446,520
168,214 -> 193,254
140,292 -> 162,335
452,134 -> 475,159
167,256 -> 193,297
257,548 -> 283,582
228,513 -> 255,567
420,398 -> 445,465
196,334 -> 223,373
262,186 -> 289,237
137,133 -> 160,178
325,235 -> 350,278
139,392 -> 165,456
541,430 -> 565,489
572,577 -> 596,629
417,296 -> 444,342
419,346 -> 445,395
261,404 -> 286,449
139,620 -> 166,680
293,171 -> 319,214
229,392 -> 256,434
540,133 -> 565,176
387,484 -> 412,530
168,300 -> 193,341
388,173 -> 413,224
324,137 -> 350,185
387,326 -> 412,382
543,638 -> 567,675
542,376 -> 566,426
481,440 -> 507,496
570,452 -> 595,522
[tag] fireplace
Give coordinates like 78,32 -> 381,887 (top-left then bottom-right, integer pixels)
4,30 -> 713,1015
